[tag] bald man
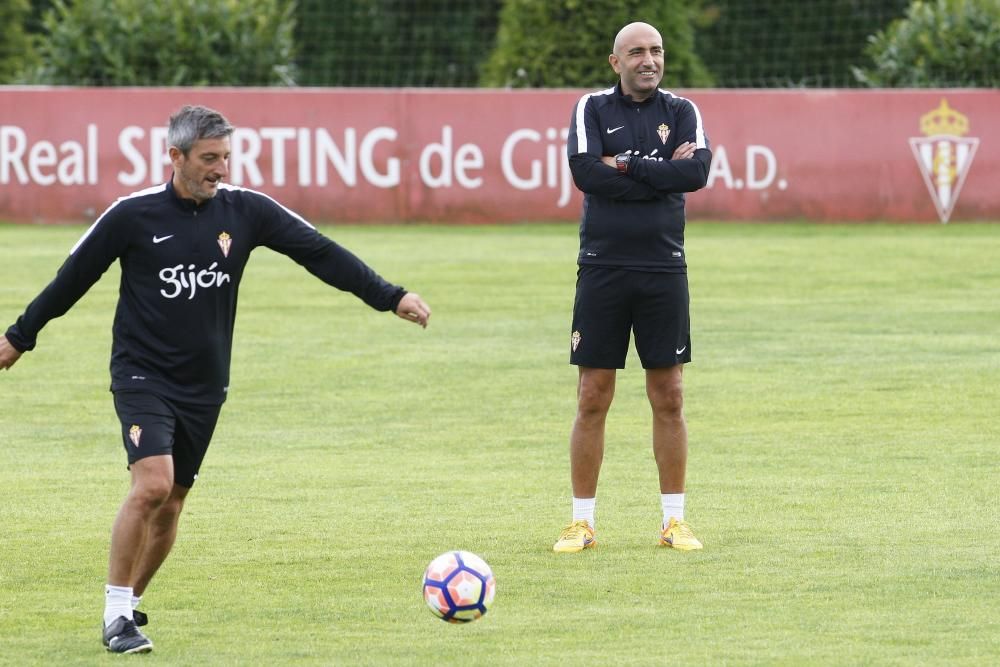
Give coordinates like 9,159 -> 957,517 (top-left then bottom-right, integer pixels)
554,22 -> 712,553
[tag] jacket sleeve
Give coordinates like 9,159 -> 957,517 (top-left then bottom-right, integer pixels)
252,194 -> 405,313
4,205 -> 126,352
567,94 -> 662,201
629,98 -> 712,194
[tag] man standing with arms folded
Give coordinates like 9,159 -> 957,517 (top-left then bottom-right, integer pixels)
0,105 -> 431,653
554,22 -> 712,553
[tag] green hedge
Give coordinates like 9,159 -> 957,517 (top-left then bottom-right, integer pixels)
25,0 -> 296,86
480,0 -> 713,88
0,0 -> 36,82
696,0 -> 911,87
854,0 -> 1000,87
294,0 -> 501,86
12,0 -> 995,88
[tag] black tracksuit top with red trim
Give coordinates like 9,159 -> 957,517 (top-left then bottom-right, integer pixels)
5,180 -> 405,404
567,83 -> 713,272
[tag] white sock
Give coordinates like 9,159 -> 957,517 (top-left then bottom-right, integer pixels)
572,496 -> 596,530
131,595 -> 142,610
104,585 -> 134,626
661,493 -> 685,527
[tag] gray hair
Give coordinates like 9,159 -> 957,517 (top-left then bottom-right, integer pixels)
167,105 -> 234,155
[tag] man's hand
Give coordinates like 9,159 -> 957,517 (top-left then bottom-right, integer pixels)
672,141 -> 696,160
0,336 -> 23,371
395,292 -> 431,328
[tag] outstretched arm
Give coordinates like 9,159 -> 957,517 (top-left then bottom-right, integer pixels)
4,207 -> 124,355
253,195 -> 427,318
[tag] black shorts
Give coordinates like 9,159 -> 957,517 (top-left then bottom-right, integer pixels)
570,266 -> 691,369
113,391 -> 222,488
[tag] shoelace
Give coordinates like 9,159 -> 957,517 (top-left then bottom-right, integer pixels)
560,522 -> 592,541
671,521 -> 695,538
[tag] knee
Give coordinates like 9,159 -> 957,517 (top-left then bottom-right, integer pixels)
648,380 -> 684,418
129,478 -> 174,512
154,494 -> 186,527
577,380 -> 614,419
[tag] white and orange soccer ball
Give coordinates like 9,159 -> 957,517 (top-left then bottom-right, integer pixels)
422,551 -> 496,623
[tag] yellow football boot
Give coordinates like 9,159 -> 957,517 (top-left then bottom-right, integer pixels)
553,520 -> 596,553
659,517 -> 703,550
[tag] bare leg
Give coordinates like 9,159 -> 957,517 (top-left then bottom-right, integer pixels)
646,365 -> 687,494
570,367 -> 616,497
131,484 -> 189,596
108,455 -> 174,587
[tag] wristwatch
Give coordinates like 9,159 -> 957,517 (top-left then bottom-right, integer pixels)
614,151 -> 632,174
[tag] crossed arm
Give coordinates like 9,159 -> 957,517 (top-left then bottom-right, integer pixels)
600,141 -> 698,168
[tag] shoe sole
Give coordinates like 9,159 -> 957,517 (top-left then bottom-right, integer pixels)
553,540 -> 597,553
107,643 -> 153,654
659,540 -> 703,550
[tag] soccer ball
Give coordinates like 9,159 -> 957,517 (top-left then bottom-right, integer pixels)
422,551 -> 496,623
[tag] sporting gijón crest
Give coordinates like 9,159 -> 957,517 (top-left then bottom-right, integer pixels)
217,231 -> 232,258
909,99 -> 980,224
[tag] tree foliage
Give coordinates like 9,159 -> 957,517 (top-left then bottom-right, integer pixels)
480,0 -> 713,88
25,0 -> 296,86
697,0 -> 911,87
294,0 -> 501,86
0,0 -> 37,83
853,0 -> 1000,87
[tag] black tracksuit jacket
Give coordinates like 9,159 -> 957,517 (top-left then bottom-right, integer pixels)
567,83 -> 713,272
5,180 -> 405,404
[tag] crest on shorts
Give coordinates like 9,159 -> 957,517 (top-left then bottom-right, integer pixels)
217,231 -> 232,258
128,424 -> 142,447
909,99 -> 979,224
571,330 -> 582,352
657,123 -> 670,145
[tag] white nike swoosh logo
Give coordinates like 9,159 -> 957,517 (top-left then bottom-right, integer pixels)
676,346 -> 687,355
152,235 -> 174,244
606,126 -> 625,134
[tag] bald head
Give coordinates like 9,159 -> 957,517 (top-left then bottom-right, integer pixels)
609,22 -> 664,101
613,22 -> 661,54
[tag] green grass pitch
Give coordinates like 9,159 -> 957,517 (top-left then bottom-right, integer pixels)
1,221 -> 998,665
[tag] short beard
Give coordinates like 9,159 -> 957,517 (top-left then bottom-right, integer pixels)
181,174 -> 216,202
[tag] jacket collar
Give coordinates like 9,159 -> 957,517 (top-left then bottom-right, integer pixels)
616,81 -> 657,107
167,176 -> 213,212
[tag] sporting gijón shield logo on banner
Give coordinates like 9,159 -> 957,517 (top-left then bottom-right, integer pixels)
909,99 -> 979,224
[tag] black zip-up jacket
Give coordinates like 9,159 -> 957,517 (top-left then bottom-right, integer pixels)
568,83 -> 712,271
5,180 -> 406,404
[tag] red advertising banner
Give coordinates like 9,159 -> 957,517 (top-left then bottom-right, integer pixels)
0,87 -> 997,224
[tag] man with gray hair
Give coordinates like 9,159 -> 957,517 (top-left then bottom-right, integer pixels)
0,105 -> 431,654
